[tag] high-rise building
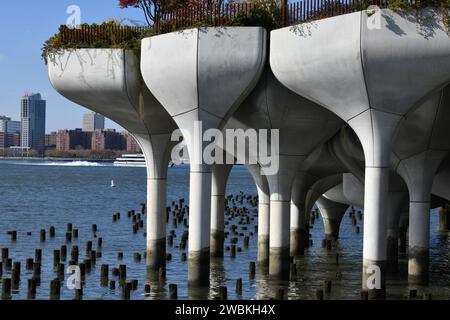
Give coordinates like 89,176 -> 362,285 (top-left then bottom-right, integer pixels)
21,93 -> 46,155
0,116 -> 21,134
56,129 -> 92,151
83,112 -> 105,132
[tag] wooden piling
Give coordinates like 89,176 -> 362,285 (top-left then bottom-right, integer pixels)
249,262 -> 256,277
119,265 -> 127,282
231,245 -> 236,257
169,284 -> 178,300
315,289 -> 324,300
75,288 -> 83,300
40,229 -> 46,242
324,280 -> 332,294
26,258 -> 34,270
27,278 -> 37,299
122,282 -> 132,300
236,278 -> 242,295
35,249 -> 42,262
53,250 -> 60,267
50,278 -> 61,300
49,226 -> 56,238
2,278 -> 12,300
1,248 -> 8,260
61,245 -> 67,261
101,264 -> 109,286
71,246 -> 79,263
218,286 -> 228,300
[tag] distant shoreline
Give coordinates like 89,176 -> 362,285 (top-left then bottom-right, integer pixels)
0,157 -> 114,162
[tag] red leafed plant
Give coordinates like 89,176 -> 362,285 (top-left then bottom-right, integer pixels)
119,0 -> 197,25
119,0 -> 234,26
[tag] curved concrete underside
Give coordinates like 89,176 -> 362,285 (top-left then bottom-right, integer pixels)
141,27 -> 267,286
226,66 -> 343,279
271,9 -> 450,298
47,49 -> 178,270
45,12 -> 450,296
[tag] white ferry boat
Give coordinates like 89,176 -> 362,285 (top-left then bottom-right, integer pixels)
113,154 -> 146,168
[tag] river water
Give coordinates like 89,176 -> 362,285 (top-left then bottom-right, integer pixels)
0,160 -> 449,300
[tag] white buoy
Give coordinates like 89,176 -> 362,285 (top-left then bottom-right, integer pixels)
111,180 -> 116,188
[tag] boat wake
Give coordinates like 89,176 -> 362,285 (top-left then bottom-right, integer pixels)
14,161 -> 108,167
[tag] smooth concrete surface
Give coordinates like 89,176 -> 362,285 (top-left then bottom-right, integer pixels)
271,9 -> 450,297
316,196 -> 348,240
141,27 -> 267,286
247,164 -> 271,266
227,66 -> 342,279
211,164 -> 233,257
47,49 -> 177,270
290,138 -> 348,256
392,85 -> 450,283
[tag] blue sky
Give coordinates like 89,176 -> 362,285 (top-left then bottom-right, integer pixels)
0,0 -> 145,132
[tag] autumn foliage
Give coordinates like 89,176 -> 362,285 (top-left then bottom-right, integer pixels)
118,0 -> 205,25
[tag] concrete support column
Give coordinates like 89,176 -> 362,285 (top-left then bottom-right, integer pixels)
397,151 -> 446,284
210,164 -> 233,258
290,172 -> 316,257
316,196 -> 348,241
266,156 -> 304,280
386,191 -> 407,273
398,211 -> 409,254
439,206 -> 450,233
137,134 -> 173,271
361,167 -> 389,299
247,164 -> 270,266
349,110 -> 401,299
408,201 -> 430,283
146,177 -> 168,268
290,201 -> 307,256
188,164 -> 212,287
258,201 -> 270,265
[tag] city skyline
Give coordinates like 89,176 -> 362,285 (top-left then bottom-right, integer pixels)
0,1 -> 144,132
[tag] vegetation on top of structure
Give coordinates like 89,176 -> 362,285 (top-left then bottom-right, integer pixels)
42,0 -> 450,63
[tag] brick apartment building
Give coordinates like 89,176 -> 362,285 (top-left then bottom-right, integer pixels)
91,129 -> 126,151
0,132 -> 20,148
56,129 -> 92,151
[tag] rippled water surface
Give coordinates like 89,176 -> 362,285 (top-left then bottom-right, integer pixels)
0,160 -> 449,300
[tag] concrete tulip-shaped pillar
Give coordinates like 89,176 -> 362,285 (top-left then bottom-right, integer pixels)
316,196 -> 348,240
47,49 -> 177,270
398,150 -> 446,283
290,172 -> 317,255
393,86 -> 450,283
141,27 -> 266,286
210,164 -> 233,257
228,66 -> 342,280
271,9 -> 450,297
305,174 -> 343,218
247,164 -> 270,266
265,156 -> 305,279
290,139 -> 347,256
398,211 -> 409,254
432,154 -> 450,201
386,190 -> 408,272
